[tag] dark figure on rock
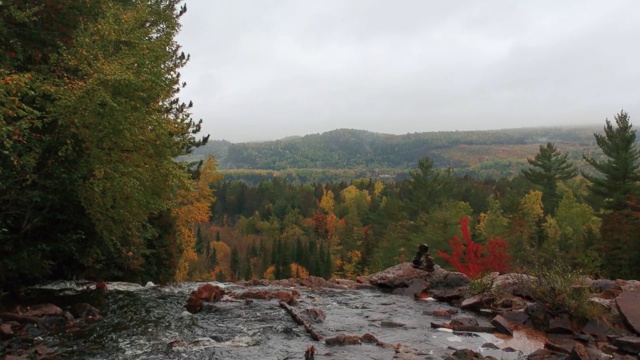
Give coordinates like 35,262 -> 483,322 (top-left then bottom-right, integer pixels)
412,244 -> 435,271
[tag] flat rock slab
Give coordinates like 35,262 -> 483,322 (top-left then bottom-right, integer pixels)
616,290 -> 640,334
491,315 -> 513,336
367,263 -> 433,288
608,336 -> 640,354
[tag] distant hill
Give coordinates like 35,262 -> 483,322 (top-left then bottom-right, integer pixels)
183,126 -> 605,179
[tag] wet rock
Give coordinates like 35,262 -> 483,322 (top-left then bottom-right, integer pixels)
461,294 -> 496,310
367,263 -> 432,288
393,344 -> 424,360
491,315 -> 513,336
451,317 -> 479,327
528,348 -> 569,360
425,309 -> 457,318
615,290 -> 640,334
360,333 -> 379,344
324,333 -> 361,346
548,315 -> 575,334
430,288 -> 466,301
303,308 -> 326,323
185,296 -> 203,314
394,278 -> 429,297
381,320 -> 405,328
232,290 -> 298,305
23,304 -> 62,317
0,323 -> 14,339
608,336 -> 640,354
445,348 -> 487,360
569,342 -> 611,360
545,334 -> 576,354
193,284 -> 225,302
429,268 -> 470,290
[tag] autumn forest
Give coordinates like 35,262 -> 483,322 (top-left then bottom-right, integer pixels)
2,1 -> 640,291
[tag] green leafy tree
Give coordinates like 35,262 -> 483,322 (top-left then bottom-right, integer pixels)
522,143 -> 576,215
0,0 -> 208,288
404,156 -> 453,218
582,110 -> 640,212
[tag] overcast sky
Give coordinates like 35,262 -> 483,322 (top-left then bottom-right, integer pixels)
176,0 -> 640,142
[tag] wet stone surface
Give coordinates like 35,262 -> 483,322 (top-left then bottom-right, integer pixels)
1,280 -> 520,360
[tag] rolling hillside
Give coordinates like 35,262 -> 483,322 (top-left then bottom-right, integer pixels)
182,125 -> 606,181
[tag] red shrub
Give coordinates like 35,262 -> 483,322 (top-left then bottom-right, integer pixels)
438,217 -> 511,279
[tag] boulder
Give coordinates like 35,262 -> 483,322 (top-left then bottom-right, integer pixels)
615,290 -> 640,334
461,294 -> 495,310
193,284 -> 225,302
396,278 -> 429,297
367,263 -> 432,288
491,315 -> 513,336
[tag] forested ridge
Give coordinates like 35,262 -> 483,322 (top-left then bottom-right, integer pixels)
184,126 -> 607,182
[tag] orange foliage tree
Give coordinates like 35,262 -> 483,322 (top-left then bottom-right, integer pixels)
173,155 -> 222,281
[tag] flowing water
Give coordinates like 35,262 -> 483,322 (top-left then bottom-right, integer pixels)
2,281 -> 537,359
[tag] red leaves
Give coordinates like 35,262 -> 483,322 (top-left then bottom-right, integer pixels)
438,217 -> 511,279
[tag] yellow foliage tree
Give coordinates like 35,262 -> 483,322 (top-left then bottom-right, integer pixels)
173,155 -> 222,281
290,263 -> 310,279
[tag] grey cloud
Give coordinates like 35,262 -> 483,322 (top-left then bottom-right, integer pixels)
177,0 -> 640,142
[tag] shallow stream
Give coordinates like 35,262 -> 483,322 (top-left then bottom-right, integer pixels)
2,281 -> 540,359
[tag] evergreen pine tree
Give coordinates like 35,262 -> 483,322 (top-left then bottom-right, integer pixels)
583,110 -> 640,212
522,143 -> 576,215
230,247 -> 240,280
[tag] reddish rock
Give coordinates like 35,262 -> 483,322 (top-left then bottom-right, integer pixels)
599,289 -> 622,300
185,296 -> 203,314
445,348 -> 485,360
303,308 -> 326,323
548,315 -> 575,334
324,333 -> 361,346
394,278 -> 429,297
568,342 -> 589,360
461,294 -> 495,310
545,334 -> 575,354
491,315 -> 513,336
451,317 -> 479,327
23,304 -> 62,317
425,309 -> 454,318
193,284 -> 225,302
0,323 -> 14,339
367,262 -> 433,287
360,333 -> 379,344
615,290 -> 640,334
